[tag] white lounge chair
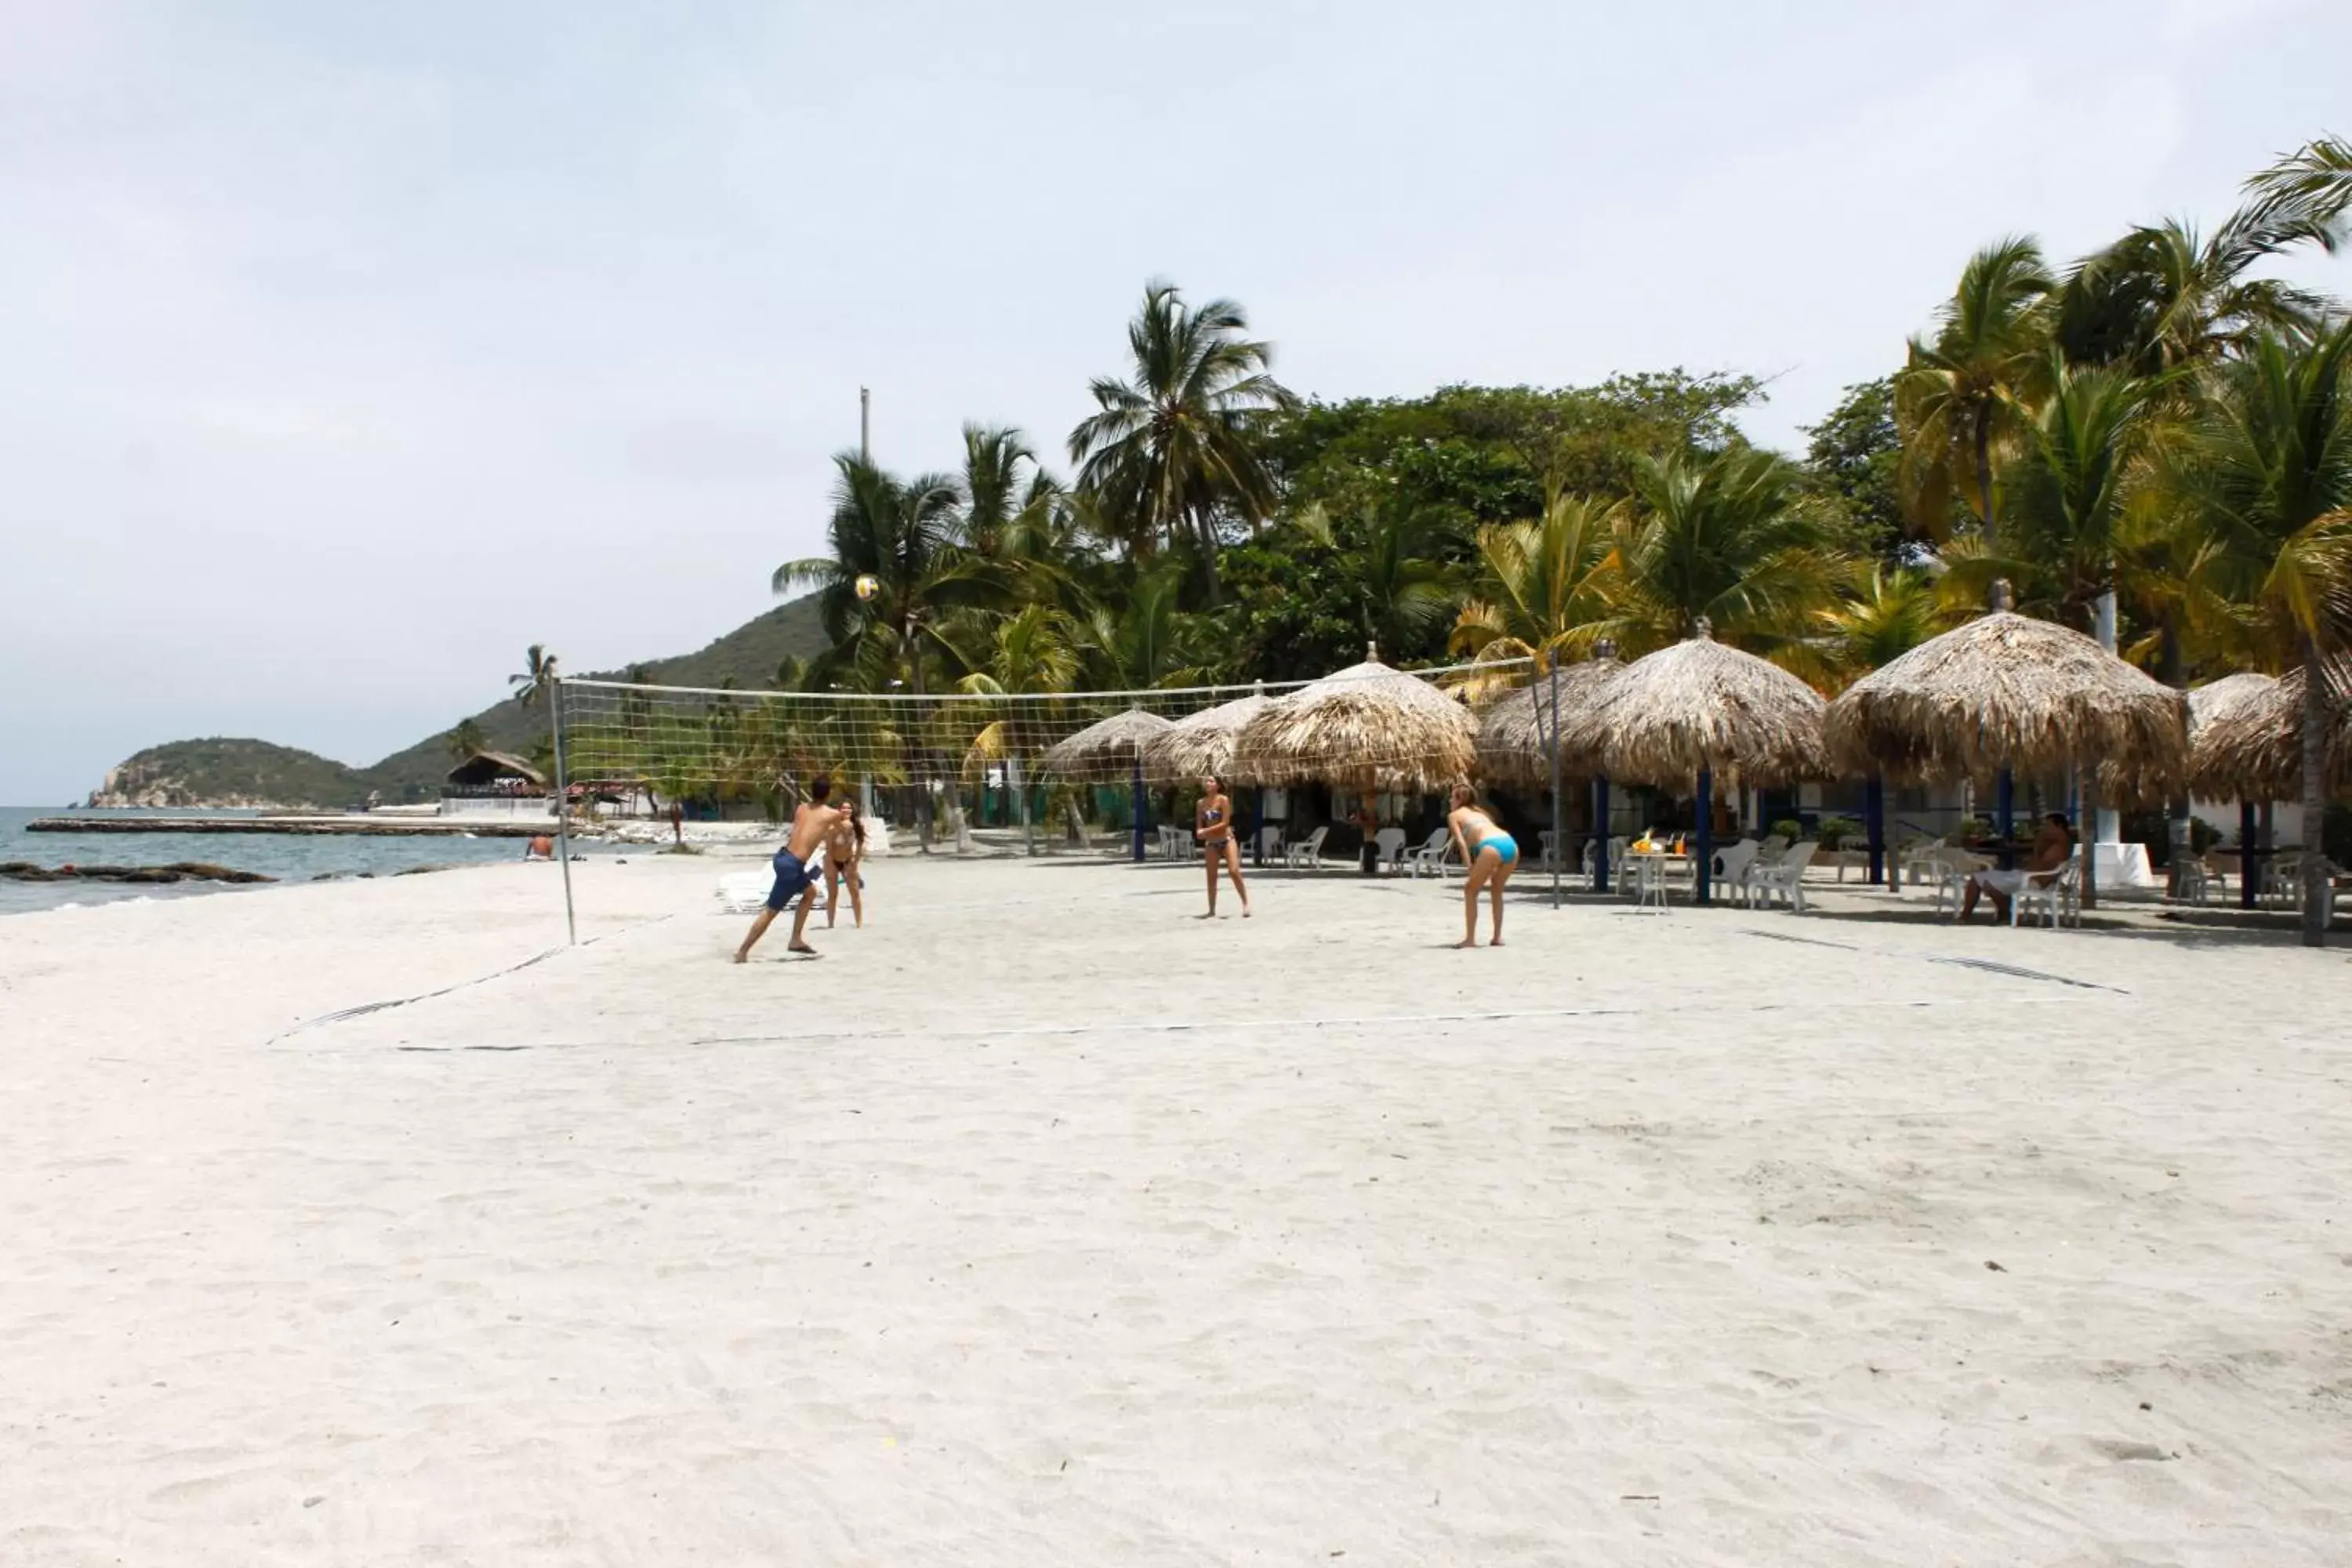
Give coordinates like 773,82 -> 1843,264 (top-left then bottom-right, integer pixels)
1748,839 -> 1820,912
2011,854 -> 2082,928
1374,826 -> 1409,872
1406,826 -> 1454,878
1286,825 -> 1330,869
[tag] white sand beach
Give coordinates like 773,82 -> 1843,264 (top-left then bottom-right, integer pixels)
5,851 -> 2350,1565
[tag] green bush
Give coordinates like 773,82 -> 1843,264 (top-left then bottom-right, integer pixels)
1816,814 -> 1863,850
1770,818 -> 1804,844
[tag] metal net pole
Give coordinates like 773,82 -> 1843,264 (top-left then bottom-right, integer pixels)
550,675 -> 577,946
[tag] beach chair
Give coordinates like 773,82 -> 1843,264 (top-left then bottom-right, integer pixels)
2172,854 -> 2221,904
1711,838 -> 1760,904
1748,839 -> 1820,913
1286,825 -> 1330,870
2011,854 -> 2082,928
1406,826 -> 1454,878
1628,852 -> 1672,910
1374,826 -> 1409,872
1255,825 -> 1284,862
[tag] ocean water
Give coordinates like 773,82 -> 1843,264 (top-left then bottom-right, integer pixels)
0,806 -> 589,917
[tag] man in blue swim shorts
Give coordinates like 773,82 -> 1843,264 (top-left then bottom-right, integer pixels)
734,774 -> 846,962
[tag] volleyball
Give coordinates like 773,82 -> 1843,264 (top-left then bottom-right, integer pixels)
854,574 -> 880,601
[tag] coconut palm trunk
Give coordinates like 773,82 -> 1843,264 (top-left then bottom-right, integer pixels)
2301,640 -> 2331,946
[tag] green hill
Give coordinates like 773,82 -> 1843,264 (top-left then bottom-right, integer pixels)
96,594 -> 833,807
91,738 -> 373,810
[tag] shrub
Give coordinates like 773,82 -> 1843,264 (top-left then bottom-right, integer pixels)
1816,814 -> 1863,850
1771,818 -> 1804,844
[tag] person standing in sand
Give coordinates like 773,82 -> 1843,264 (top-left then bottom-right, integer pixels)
1446,782 -> 1517,949
1192,775 -> 1251,919
822,797 -> 868,929
735,775 -> 845,962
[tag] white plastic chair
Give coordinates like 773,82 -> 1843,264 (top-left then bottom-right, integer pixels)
1711,839 -> 1760,905
1286,825 -> 1330,870
2011,854 -> 2082,928
1628,853 -> 1672,909
1374,826 -> 1408,872
1748,840 -> 1820,912
1406,827 -> 1454,878
1256,825 -> 1284,862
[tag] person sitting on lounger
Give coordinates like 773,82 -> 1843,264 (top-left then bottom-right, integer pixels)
1954,813 -> 2072,923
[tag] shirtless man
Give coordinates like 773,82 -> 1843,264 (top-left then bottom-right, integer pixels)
734,774 -> 846,962
1955,812 -> 2072,923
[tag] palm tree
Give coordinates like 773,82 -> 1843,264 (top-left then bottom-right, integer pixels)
444,717 -> 487,764
773,453 -> 981,695
1896,238 -> 2057,557
2055,214 -> 2335,379
2177,320 -> 2352,946
1608,447 -> 1845,659
2238,133 -> 2352,255
1977,358 -> 2169,627
1800,563 -> 1956,693
1081,567 -> 1209,690
510,644 -> 557,709
1449,492 -> 1622,667
1346,502 -> 1459,666
1068,280 -> 1296,604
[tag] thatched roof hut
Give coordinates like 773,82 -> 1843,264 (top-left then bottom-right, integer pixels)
1558,624 -> 1825,789
1474,655 -> 1623,788
1232,651 -> 1476,793
446,751 -> 547,791
1037,707 -> 1174,782
2186,663 -> 2352,802
1142,691 -> 1272,784
1822,605 -> 2189,800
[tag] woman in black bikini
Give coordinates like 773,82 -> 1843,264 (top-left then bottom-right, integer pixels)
1193,775 -> 1251,919
822,797 -> 867,929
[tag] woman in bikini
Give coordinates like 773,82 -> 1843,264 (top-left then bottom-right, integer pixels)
822,796 -> 868,929
1193,775 -> 1251,919
1446,782 -> 1518,948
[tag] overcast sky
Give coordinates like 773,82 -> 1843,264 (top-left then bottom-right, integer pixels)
3,0 -> 2347,802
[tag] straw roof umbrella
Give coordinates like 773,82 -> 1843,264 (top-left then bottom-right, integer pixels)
1561,623 -> 1826,793
1824,589 -> 2190,911
1142,691 -> 1272,784
1555,623 -> 1824,904
1474,653 -> 1623,789
1822,604 -> 2189,800
1037,706 -> 1173,780
1232,648 -> 1477,794
2187,664 -> 2352,804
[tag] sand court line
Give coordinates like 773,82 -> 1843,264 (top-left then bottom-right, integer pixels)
343,989 -> 2103,1056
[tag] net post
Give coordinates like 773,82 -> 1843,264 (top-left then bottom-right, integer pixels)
1013,753 -> 1033,857
1546,653 -> 1563,909
550,673 -> 578,946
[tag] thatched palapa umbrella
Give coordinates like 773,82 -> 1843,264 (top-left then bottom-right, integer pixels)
2187,665 -> 2351,804
1558,621 -> 1827,903
1474,654 -> 1622,788
1823,586 -> 2189,909
1040,706 -> 1174,862
1233,646 -> 1476,872
1142,689 -> 1272,784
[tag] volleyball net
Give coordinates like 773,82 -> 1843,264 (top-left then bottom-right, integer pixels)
555,655 -> 1534,807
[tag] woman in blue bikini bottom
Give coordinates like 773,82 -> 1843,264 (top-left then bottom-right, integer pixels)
1446,782 -> 1519,948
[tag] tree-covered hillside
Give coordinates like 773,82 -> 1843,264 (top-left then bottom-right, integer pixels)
91,739 -> 373,809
